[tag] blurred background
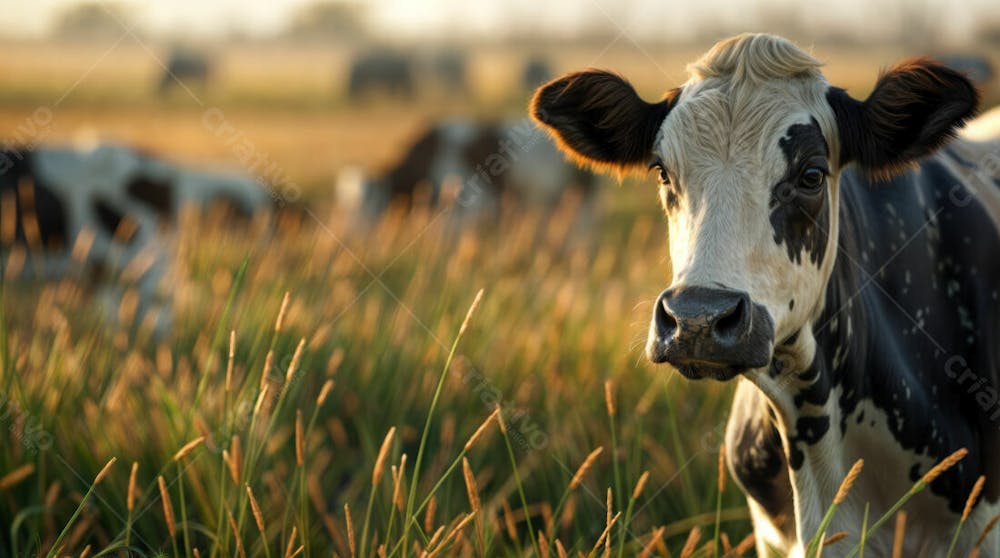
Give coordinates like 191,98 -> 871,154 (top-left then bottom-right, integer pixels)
0,1 -> 998,556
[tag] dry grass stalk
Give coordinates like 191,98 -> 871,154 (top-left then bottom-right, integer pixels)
569,447 -> 603,490
604,488 -> 613,558
94,458 -> 116,485
718,443 -> 727,493
604,380 -> 615,417
538,530 -> 550,558
392,453 -> 407,512
834,459 -> 864,505
79,544 -> 91,558
275,291 -> 290,333
173,436 -> 206,461
464,408 -> 499,451
721,532 -> 732,554
458,289 -> 485,337
462,457 -> 481,512
253,384 -> 270,417
246,484 -> 266,536
630,471 -> 651,501
974,511 -> 1000,549
228,435 -> 242,485
157,475 -> 177,538
429,512 -> 477,557
494,404 -> 508,436
679,526 -> 701,558
127,462 -> 139,513
586,511 -> 620,558
259,350 -> 275,391
637,526 -> 665,558
921,448 -> 968,485
501,500 -> 517,540
344,503 -> 356,558
822,531 -> 848,547
226,330 -> 236,392
316,379 -> 335,406
964,476 -> 987,520
555,539 -> 569,558
283,526 -> 298,558
0,464 -> 35,490
733,534 -> 756,556
892,511 -> 906,558
285,338 -> 305,383
372,426 -> 396,486
227,508 -> 247,558
295,410 -> 305,467
425,494 -> 438,532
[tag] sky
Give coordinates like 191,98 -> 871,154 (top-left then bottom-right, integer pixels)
0,0 -> 998,44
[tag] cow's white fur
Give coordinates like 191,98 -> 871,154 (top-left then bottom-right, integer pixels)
649,34 -> 1000,556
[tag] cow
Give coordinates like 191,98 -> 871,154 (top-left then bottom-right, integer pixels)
159,48 -> 212,96
1,142 -> 270,336
522,56 -> 553,92
428,50 -> 469,95
347,49 -> 415,101
531,33 -> 1000,557
336,117 -> 597,226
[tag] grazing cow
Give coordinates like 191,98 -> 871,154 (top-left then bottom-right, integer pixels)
532,33 -> 1000,557
159,48 -> 212,95
347,49 -> 415,100
0,143 -> 270,335
522,56 -> 553,92
336,117 -> 597,224
428,50 -> 469,94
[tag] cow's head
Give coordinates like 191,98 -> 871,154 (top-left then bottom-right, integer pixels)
532,33 -> 977,381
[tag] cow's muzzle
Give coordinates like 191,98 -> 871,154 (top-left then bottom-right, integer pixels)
646,285 -> 774,380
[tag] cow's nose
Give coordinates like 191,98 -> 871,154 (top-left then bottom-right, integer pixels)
647,286 -> 773,379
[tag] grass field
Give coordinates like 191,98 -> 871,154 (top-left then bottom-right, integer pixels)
0,38 -> 997,557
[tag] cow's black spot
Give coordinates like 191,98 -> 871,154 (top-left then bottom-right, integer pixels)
0,149 -> 68,249
769,119 -> 830,266
789,299 -> 795,311
93,198 -> 136,245
728,409 -> 793,523
126,174 -> 173,220
788,415 -> 830,469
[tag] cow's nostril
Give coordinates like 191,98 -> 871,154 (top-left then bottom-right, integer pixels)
713,296 -> 747,341
656,296 -> 678,337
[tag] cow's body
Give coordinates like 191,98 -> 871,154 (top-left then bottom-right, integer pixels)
337,118 -> 597,224
729,137 -> 1000,557
531,33 -> 1000,556
1,143 -> 269,335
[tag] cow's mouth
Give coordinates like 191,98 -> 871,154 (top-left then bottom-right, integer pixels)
670,360 -> 747,381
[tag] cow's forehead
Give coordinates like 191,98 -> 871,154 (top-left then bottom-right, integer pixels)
657,86 -> 828,189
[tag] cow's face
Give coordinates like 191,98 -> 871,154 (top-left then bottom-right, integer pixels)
532,34 -> 977,381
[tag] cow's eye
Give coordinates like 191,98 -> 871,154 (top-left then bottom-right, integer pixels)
648,161 -> 670,185
800,167 -> 826,190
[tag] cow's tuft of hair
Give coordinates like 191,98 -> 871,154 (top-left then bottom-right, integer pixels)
686,33 -> 823,85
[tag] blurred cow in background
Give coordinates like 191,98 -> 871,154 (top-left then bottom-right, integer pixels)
159,47 -> 212,96
0,142 -> 270,336
347,49 -> 415,100
521,56 -> 553,92
427,50 -> 468,95
336,117 -> 598,228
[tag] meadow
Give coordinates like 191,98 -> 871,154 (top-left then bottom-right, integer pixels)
0,39 -> 996,557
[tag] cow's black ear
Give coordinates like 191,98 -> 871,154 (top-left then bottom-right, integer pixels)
531,70 -> 678,174
828,58 -> 979,179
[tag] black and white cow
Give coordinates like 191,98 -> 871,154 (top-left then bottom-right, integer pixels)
1,143 -> 270,335
337,117 -> 597,224
532,33 -> 1000,556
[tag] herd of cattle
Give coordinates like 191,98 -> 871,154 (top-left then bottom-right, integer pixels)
162,46 -> 553,99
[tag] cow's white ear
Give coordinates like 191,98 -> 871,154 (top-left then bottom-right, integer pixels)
828,58 -> 979,180
531,71 -> 678,175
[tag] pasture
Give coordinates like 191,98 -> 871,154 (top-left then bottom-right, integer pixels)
0,38 -> 997,556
